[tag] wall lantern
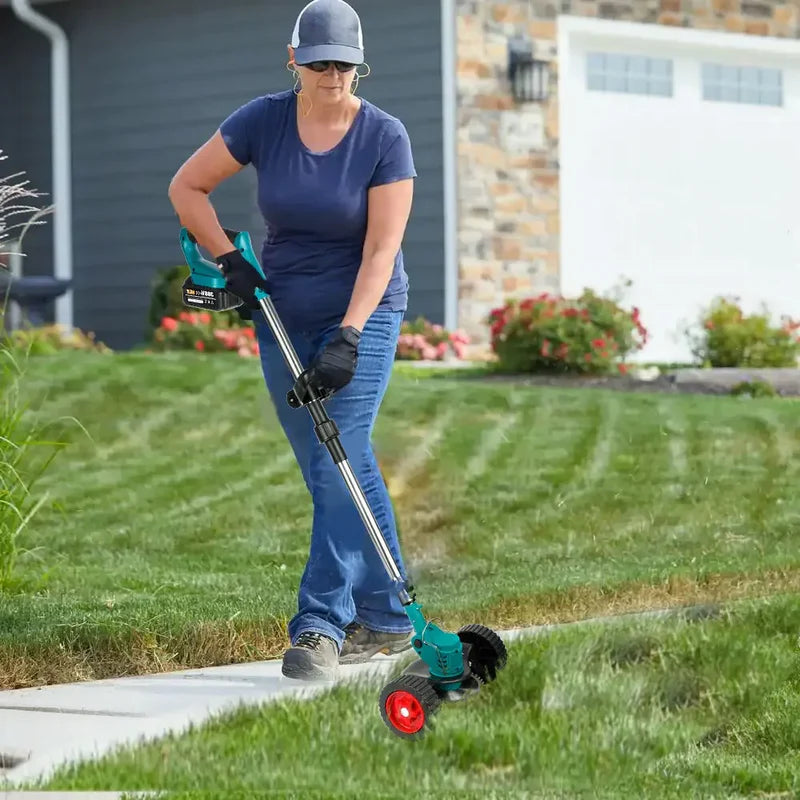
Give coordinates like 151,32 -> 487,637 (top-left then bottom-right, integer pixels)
508,36 -> 550,103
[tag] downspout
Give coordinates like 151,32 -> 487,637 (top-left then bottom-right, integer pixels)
440,0 -> 458,333
10,0 -> 73,331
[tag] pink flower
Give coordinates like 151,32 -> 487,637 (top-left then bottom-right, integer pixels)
161,316 -> 178,331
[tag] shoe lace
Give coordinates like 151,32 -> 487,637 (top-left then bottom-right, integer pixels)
344,622 -> 361,636
296,631 -> 327,650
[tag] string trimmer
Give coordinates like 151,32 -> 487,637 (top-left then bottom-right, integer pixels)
178,226 -> 508,740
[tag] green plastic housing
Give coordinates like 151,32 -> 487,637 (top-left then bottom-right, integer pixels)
404,601 -> 465,687
178,227 -> 268,301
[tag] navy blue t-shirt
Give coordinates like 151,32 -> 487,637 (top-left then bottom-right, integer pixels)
219,90 -> 416,333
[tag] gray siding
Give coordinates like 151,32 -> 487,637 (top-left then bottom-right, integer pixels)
1,0 -> 444,349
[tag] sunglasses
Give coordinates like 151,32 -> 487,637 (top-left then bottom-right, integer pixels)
305,60 -> 357,73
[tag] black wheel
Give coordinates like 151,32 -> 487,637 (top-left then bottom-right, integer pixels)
457,623 -> 508,683
379,674 -> 442,740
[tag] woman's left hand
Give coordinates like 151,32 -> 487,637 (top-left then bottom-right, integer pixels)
308,326 -> 361,392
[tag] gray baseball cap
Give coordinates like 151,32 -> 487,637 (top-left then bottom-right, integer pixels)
291,0 -> 365,66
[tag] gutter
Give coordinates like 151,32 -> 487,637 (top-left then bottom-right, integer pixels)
10,0 -> 73,331
440,0 -> 458,332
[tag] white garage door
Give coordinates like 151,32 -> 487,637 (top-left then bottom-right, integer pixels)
558,17 -> 800,364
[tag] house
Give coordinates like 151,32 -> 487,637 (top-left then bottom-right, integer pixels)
2,0 -> 799,361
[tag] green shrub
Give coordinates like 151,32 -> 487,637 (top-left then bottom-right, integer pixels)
487,289 -> 647,374
689,297 -> 799,368
730,380 -> 778,398
147,264 -> 190,335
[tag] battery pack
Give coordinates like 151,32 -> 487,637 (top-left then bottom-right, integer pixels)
182,276 -> 243,312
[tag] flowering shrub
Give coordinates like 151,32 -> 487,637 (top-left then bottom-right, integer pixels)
487,290 -> 648,374
688,297 -> 799,368
396,317 -> 470,361
4,324 -> 111,355
151,311 -> 259,358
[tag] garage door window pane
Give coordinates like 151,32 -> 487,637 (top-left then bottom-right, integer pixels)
702,62 -> 783,107
587,52 -> 673,97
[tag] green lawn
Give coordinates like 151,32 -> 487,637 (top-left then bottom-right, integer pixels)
29,592 -> 800,798
1,351 -> 799,691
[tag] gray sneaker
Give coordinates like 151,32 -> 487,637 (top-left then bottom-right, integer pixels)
339,622 -> 414,664
281,631 -> 339,680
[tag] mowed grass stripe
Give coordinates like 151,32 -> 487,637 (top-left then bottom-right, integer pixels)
505,392 -> 675,555
677,402 -> 800,543
383,406 -> 458,500
5,354 -> 800,692
389,390 -> 554,569
63,423 -> 290,512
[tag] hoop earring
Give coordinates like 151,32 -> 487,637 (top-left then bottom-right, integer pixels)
286,60 -> 301,95
351,62 -> 371,95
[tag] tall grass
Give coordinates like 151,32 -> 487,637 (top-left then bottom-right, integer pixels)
0,151 -> 81,589
0,348 -> 72,588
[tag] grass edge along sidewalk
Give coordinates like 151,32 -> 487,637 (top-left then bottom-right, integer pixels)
8,591 -> 799,799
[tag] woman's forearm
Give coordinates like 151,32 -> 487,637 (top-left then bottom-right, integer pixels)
341,249 -> 397,332
168,181 -> 234,260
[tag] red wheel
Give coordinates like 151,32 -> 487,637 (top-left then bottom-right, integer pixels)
384,690 -> 425,734
379,674 -> 441,740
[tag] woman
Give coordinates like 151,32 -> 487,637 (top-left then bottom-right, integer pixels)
168,0 -> 417,681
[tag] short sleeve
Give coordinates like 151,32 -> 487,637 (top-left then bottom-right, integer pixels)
369,121 -> 417,188
219,97 -> 264,166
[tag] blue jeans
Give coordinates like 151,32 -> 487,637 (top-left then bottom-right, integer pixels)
253,307 -> 414,651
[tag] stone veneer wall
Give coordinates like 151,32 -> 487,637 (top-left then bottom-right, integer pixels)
455,0 -> 800,356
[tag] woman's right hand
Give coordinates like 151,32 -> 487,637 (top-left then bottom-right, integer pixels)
217,249 -> 269,308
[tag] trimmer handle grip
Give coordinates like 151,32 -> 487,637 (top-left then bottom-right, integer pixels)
179,226 -> 267,284
218,229 -> 267,283
185,227 -> 240,247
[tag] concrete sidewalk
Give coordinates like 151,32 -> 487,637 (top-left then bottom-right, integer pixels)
0,650 -> 402,790
0,610 -> 679,790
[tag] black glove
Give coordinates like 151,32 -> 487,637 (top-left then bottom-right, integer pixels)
307,326 -> 361,393
216,249 -> 269,309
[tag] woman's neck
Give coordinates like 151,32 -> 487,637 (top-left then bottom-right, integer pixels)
298,94 -> 361,126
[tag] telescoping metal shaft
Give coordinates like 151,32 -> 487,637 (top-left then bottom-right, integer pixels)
256,295 -> 411,606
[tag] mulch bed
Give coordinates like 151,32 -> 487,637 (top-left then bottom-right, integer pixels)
446,367 -> 800,397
